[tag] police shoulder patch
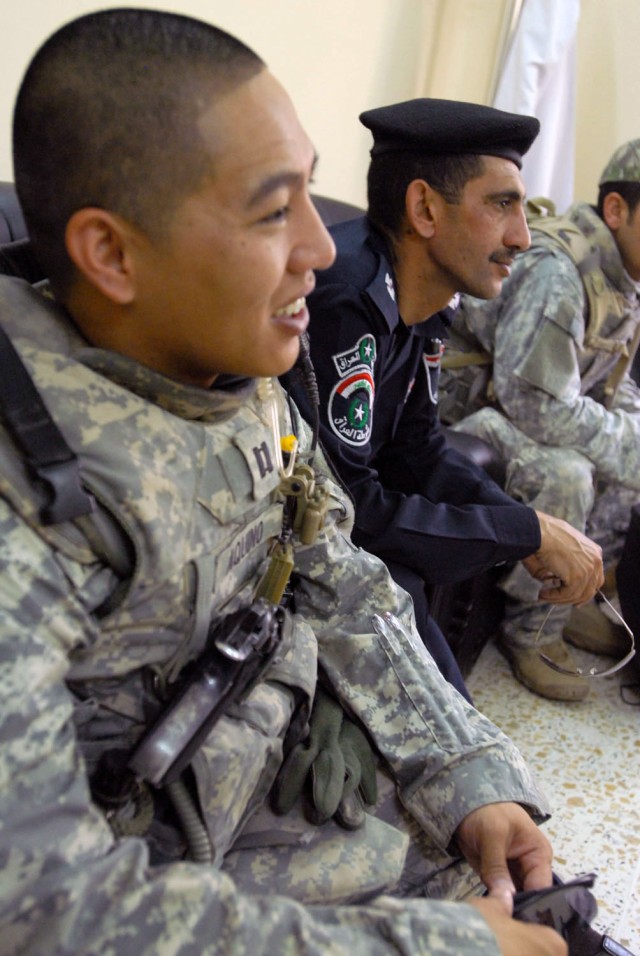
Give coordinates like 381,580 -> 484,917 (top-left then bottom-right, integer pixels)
328,335 -> 376,447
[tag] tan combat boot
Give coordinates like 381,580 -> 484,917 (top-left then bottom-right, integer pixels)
564,602 -> 629,657
498,639 -> 589,701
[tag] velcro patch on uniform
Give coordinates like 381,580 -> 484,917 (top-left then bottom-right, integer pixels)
328,335 -> 376,446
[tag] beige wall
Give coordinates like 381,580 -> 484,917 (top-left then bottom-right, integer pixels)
0,0 -> 429,208
1,1 -> 639,208
575,0 -> 640,203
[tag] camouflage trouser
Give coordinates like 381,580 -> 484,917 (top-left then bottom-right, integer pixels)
450,408 -> 638,649
222,767 -> 481,905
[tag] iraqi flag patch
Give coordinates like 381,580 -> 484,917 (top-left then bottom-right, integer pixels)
328,335 -> 376,446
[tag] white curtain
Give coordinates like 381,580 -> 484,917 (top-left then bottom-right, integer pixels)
493,0 -> 581,212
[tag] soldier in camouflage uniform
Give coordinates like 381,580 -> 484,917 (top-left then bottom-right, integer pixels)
0,9 -> 588,955
441,140 -> 640,701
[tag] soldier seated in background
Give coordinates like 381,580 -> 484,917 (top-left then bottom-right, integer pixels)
0,8 -> 598,955
441,141 -> 640,701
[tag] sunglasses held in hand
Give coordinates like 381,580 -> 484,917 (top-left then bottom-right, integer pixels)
535,591 -> 636,679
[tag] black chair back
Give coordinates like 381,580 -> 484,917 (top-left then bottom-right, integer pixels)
0,182 -> 27,244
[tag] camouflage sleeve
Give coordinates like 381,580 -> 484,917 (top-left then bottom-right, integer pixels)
290,437 -> 550,852
487,247 -> 640,490
0,497 -> 508,956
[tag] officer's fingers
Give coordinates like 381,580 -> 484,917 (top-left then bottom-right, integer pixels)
533,513 -> 603,587
539,572 -> 601,605
537,551 -> 603,604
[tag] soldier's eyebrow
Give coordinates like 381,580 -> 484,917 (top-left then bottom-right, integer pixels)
246,154 -> 319,209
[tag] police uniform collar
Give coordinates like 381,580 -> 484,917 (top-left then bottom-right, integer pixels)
364,225 -> 402,331
415,310 -> 452,339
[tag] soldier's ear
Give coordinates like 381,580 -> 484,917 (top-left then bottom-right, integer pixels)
601,191 -> 629,231
65,208 -> 137,304
404,179 -> 439,238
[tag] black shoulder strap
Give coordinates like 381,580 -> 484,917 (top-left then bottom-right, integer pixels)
0,322 -> 95,525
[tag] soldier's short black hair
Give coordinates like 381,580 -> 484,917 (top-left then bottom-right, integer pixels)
597,181 -> 640,219
13,8 -> 264,294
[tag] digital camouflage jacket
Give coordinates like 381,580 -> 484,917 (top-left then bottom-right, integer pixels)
0,275 -> 548,956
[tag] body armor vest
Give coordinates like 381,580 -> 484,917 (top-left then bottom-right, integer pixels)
526,200 -> 636,403
0,275 -> 317,862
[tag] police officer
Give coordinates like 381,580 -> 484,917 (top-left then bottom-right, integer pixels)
284,99 -> 603,701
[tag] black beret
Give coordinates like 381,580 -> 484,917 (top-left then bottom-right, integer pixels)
359,98 -> 540,169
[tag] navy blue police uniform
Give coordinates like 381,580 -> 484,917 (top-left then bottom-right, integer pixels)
283,215 -> 540,700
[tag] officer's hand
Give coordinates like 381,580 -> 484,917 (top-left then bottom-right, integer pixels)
455,802 -> 554,895
271,685 -> 377,828
470,896 -> 568,956
525,511 -> 603,605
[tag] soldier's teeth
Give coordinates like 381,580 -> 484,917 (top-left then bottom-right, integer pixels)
274,297 -> 305,317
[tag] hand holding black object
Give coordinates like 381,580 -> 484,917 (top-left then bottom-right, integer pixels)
513,874 -> 638,956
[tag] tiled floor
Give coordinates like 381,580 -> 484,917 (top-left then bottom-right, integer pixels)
467,638 -> 640,953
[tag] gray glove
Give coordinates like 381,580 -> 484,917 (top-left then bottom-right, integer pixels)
272,685 -> 378,829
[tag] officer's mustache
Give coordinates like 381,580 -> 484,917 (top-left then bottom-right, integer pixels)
490,247 -> 520,266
